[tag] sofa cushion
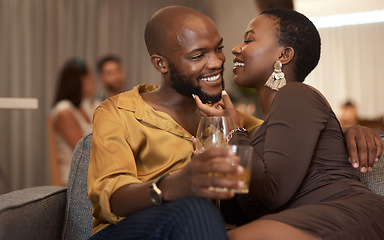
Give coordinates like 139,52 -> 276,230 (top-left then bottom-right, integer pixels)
359,159 -> 384,196
61,133 -> 93,240
0,186 -> 66,240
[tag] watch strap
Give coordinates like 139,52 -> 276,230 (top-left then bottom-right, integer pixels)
149,173 -> 170,205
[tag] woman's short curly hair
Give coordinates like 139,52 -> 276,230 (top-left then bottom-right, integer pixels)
261,8 -> 321,82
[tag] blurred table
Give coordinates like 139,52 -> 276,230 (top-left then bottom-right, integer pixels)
0,98 -> 38,109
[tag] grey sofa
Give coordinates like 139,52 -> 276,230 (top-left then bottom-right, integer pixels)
0,133 -> 383,240
0,134 -> 93,240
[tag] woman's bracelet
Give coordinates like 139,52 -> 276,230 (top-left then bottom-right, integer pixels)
227,127 -> 247,142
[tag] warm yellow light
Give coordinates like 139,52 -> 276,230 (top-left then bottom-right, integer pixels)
311,10 -> 384,29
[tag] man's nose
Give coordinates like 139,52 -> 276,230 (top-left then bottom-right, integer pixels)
206,52 -> 224,69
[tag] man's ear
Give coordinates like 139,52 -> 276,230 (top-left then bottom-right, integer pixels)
279,47 -> 294,65
150,54 -> 168,74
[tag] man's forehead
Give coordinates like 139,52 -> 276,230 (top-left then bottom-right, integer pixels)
171,19 -> 221,51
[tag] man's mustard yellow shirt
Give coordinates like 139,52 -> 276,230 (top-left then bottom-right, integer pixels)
88,84 -> 263,233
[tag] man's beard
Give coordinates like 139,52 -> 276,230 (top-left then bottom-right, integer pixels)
169,64 -> 224,104
105,81 -> 122,94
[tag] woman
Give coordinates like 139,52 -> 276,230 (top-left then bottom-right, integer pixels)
51,58 -> 97,185
195,9 -> 384,240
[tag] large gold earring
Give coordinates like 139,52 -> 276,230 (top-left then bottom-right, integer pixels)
264,60 -> 286,91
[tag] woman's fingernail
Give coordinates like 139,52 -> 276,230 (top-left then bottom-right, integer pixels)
222,90 -> 227,95
375,157 -> 379,162
353,162 -> 359,168
368,167 -> 373,172
238,181 -> 244,188
192,94 -> 195,99
237,165 -> 244,174
360,167 -> 367,173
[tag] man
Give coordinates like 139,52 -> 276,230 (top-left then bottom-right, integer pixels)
96,55 -> 125,99
88,6 -> 382,240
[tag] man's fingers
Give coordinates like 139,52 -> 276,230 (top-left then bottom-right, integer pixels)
356,134 -> 368,172
374,134 -> 383,162
365,134 -> 377,171
345,133 -> 359,168
199,188 -> 235,200
195,156 -> 238,175
192,173 -> 243,200
197,147 -> 234,160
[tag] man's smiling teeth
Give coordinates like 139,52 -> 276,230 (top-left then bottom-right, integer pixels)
200,74 -> 220,82
234,62 -> 245,67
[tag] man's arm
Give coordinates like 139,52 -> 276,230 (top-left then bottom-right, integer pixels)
344,125 -> 383,172
110,147 -> 245,217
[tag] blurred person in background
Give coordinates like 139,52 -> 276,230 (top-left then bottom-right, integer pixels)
340,100 -> 358,129
51,58 -> 98,185
96,55 -> 125,100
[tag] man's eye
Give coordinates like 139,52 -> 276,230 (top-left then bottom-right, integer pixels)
215,46 -> 224,53
191,55 -> 203,60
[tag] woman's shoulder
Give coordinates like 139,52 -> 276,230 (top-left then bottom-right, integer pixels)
51,100 -> 76,117
278,82 -> 314,95
280,83 -> 329,102
275,82 -> 332,111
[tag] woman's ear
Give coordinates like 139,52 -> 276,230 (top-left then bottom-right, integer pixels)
279,47 -> 294,65
150,54 -> 169,74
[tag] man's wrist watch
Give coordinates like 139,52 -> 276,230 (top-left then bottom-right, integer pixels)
149,173 -> 170,205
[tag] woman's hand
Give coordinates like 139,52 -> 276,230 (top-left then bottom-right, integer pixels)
191,136 -> 201,155
193,90 -> 242,130
344,125 -> 383,172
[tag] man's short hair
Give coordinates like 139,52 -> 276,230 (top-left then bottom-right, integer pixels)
96,55 -> 122,74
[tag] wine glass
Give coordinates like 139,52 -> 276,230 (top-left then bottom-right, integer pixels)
195,116 -> 231,212
195,116 -> 231,153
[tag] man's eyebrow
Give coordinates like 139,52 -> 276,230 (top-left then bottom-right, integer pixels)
216,38 -> 224,47
188,38 -> 224,55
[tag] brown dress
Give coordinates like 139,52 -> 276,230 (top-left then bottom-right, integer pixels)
224,83 -> 384,240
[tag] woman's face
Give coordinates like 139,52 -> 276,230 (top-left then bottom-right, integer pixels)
232,15 -> 283,88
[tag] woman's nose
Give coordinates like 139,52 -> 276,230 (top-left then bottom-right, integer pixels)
232,43 -> 243,56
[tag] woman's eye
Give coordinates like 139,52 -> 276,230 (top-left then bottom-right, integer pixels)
244,40 -> 253,44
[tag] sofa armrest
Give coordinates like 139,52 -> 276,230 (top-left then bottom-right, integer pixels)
0,186 -> 67,240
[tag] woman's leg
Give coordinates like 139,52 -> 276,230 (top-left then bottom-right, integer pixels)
227,219 -> 321,240
90,197 -> 228,240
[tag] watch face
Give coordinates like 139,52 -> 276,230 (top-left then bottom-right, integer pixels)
149,185 -> 162,205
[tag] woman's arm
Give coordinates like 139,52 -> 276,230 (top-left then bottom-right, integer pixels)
194,90 -> 383,173
246,84 -> 330,209
55,109 -> 84,149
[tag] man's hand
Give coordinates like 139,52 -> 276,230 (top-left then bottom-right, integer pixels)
344,125 -> 383,172
162,147 -> 244,201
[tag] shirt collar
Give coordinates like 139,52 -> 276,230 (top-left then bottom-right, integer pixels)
115,84 -> 193,140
